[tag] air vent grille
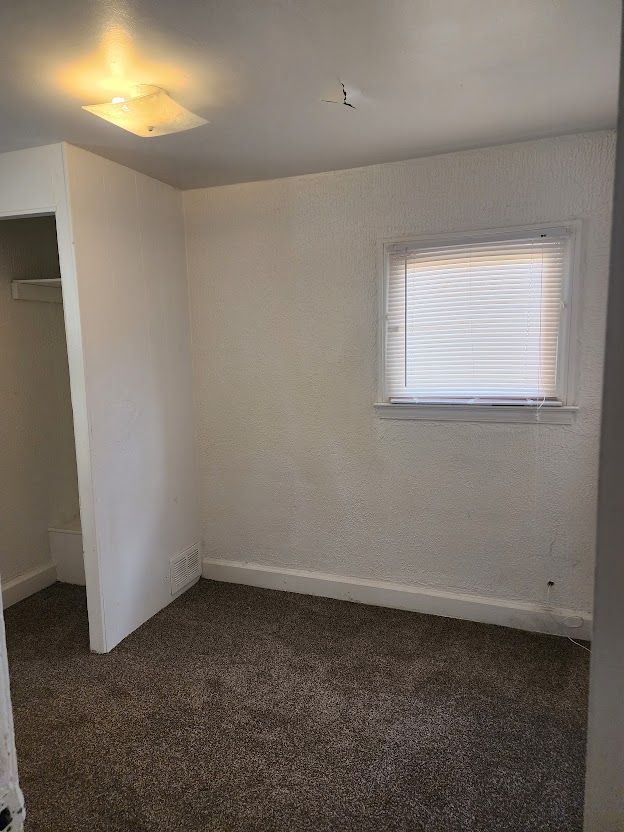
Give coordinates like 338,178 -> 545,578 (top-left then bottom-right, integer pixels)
170,544 -> 201,595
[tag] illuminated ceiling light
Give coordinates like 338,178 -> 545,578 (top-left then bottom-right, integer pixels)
82,84 -> 208,137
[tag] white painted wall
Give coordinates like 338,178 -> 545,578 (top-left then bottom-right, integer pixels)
184,131 -> 615,621
584,38 -> 624,826
0,143 -> 199,652
63,145 -> 199,651
0,216 -> 79,589
0,592 -> 24,830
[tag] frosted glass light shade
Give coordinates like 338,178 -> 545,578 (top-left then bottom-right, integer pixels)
82,85 -> 207,137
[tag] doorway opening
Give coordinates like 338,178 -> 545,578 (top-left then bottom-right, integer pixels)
0,214 -> 85,617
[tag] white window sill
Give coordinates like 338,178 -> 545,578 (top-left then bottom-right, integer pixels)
374,403 -> 578,424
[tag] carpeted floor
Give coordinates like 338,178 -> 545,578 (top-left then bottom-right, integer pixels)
4,580 -> 589,832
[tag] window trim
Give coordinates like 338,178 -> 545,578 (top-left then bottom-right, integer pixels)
376,221 -> 583,423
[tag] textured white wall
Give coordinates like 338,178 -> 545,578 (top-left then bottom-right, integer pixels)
184,131 -> 615,614
0,216 -> 79,582
64,145 -> 200,651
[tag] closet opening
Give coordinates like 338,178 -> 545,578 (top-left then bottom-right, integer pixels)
0,213 -> 85,614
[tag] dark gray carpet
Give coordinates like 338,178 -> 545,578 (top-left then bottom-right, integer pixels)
4,580 -> 588,832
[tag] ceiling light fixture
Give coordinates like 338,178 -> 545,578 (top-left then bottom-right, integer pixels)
82,84 -> 208,137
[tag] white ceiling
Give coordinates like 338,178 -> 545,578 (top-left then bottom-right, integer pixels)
0,0 -> 620,189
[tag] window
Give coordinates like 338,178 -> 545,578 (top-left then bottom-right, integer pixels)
379,226 -> 578,421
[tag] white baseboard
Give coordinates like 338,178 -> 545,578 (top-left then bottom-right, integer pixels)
202,558 -> 592,640
1,562 -> 57,609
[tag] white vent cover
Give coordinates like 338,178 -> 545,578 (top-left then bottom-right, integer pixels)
170,544 -> 201,595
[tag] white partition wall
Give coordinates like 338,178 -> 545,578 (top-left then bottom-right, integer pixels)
0,143 -> 199,652
63,144 -> 199,652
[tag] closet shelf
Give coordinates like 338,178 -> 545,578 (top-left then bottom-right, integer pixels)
11,278 -> 62,303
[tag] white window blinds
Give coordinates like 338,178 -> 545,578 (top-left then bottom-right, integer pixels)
384,229 -> 570,405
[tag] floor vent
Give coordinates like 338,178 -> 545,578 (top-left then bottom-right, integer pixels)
170,544 -> 201,595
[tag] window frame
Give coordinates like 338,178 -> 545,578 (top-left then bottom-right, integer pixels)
376,221 -> 583,424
